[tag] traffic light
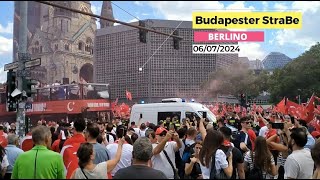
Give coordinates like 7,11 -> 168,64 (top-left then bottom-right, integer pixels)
23,78 -> 37,97
173,30 -> 180,50
6,70 -> 16,96
6,70 -> 17,112
139,21 -> 147,43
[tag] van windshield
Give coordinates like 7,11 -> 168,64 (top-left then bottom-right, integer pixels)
198,111 -> 216,122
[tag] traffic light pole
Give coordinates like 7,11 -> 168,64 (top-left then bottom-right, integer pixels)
16,1 -> 28,137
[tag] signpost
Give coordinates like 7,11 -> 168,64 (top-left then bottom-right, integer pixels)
25,58 -> 41,68
4,58 -> 41,71
4,62 -> 19,71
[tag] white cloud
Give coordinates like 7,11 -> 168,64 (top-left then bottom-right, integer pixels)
91,3 -> 101,29
225,1 -> 255,11
134,1 -> 143,6
0,36 -> 13,55
141,13 -> 150,16
274,2 -> 320,49
147,1 -> 225,21
0,22 -> 13,34
128,18 -> 139,23
146,1 -> 267,60
0,67 -> 6,83
274,3 -> 288,11
262,1 -> 268,10
238,42 -> 267,60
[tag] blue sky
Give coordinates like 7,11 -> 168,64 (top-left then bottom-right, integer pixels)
1,1 -> 320,83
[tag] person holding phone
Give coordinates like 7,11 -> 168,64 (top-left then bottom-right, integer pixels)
106,125 -> 133,178
185,141 -> 203,179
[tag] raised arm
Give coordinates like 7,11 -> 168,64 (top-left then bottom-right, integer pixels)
106,138 -> 124,173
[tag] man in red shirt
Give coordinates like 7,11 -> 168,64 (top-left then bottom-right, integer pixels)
63,118 -> 86,147
61,118 -> 86,179
0,125 -> 8,147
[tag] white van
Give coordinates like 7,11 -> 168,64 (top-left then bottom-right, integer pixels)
129,98 -> 216,125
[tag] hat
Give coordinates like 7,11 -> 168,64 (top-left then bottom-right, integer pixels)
155,127 -> 168,135
311,131 -> 320,138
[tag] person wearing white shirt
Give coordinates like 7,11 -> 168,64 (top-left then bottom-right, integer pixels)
198,119 -> 233,179
284,127 -> 314,179
151,127 -> 182,179
106,125 -> 133,177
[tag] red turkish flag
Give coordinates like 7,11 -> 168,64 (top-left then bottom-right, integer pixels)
126,90 -> 132,101
276,98 -> 287,114
304,94 -> 316,123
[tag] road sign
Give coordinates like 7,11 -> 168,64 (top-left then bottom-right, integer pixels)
4,62 -> 19,71
17,70 -> 31,77
25,58 -> 41,68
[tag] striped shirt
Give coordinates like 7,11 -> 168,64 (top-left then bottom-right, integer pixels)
244,151 -> 275,179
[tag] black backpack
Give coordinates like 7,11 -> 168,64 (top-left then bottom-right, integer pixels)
175,139 -> 196,179
246,151 -> 265,179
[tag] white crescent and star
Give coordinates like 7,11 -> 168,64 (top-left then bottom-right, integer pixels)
67,102 -> 75,112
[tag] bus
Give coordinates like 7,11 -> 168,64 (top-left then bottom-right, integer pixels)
0,83 -> 112,124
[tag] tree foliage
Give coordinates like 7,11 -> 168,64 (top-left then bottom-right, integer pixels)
268,42 -> 320,103
202,62 -> 269,98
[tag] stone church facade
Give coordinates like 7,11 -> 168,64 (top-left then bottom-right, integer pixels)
14,1 -> 100,84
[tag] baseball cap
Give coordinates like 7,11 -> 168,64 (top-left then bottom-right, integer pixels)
311,131 -> 320,138
155,127 -> 168,135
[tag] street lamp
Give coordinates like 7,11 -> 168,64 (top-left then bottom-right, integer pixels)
297,88 -> 302,104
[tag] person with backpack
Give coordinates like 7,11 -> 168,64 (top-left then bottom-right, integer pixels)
106,123 -> 116,144
176,127 -> 197,178
219,126 -> 245,179
244,136 -> 277,179
233,117 -> 253,154
198,128 -> 233,179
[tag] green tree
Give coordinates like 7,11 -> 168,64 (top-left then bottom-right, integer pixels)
268,42 -> 320,103
202,62 -> 269,98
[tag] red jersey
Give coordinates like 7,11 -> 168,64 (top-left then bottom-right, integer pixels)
63,133 -> 86,147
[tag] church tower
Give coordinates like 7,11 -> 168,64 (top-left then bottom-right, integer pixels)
100,1 -> 114,28
22,1 -> 97,84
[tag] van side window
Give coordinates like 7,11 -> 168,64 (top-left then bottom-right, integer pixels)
186,112 -> 200,121
158,112 -> 181,125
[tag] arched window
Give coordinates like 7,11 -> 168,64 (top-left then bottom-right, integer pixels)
40,46 -> 43,53
78,42 -> 83,51
65,44 -> 69,51
55,44 -> 58,50
85,38 -> 93,54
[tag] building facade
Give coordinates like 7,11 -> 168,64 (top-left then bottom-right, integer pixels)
262,52 -> 292,70
95,20 -> 238,103
13,1 -> 100,84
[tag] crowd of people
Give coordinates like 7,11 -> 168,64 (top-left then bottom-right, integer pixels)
0,106 -> 320,179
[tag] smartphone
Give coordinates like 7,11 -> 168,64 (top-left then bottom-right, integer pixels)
203,112 -> 207,119
119,128 -> 125,138
226,147 -> 233,157
140,113 -> 143,119
272,123 -> 284,129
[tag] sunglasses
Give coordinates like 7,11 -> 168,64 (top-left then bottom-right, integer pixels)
245,121 -> 252,124
195,147 -> 202,149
